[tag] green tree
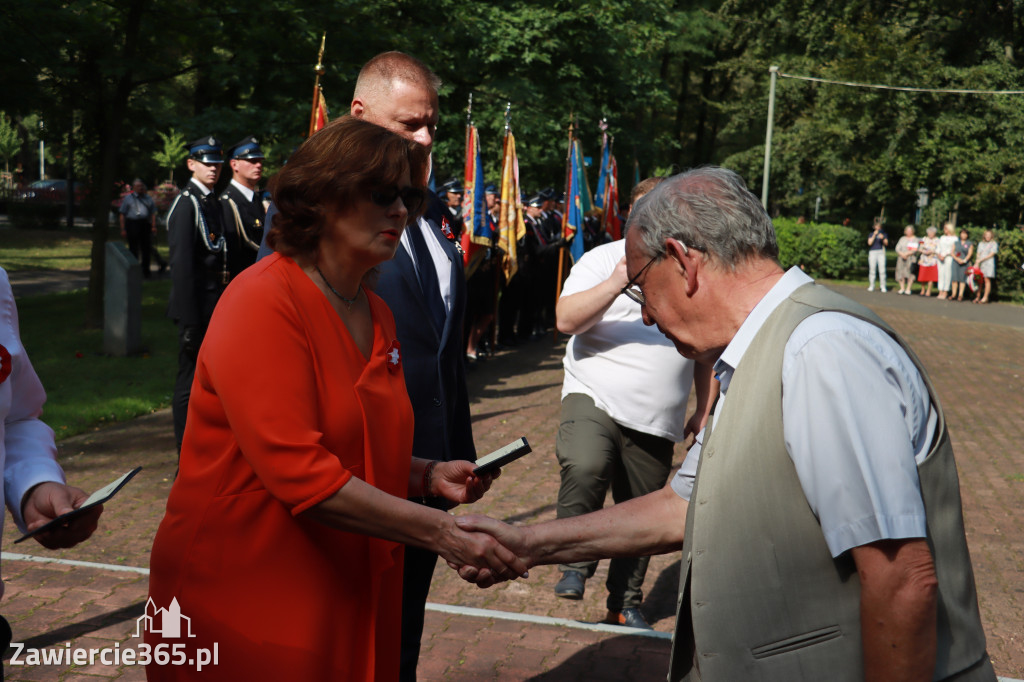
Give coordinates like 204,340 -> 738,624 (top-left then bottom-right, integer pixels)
0,112 -> 21,175
153,128 -> 188,183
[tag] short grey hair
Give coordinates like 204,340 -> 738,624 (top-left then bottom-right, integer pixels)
626,166 -> 778,270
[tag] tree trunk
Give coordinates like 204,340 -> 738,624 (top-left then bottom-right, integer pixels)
691,70 -> 713,167
672,59 -> 691,170
85,0 -> 146,327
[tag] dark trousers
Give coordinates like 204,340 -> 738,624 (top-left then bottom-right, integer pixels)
172,324 -> 203,453
124,219 -> 153,277
555,393 -> 675,611
400,541 -> 438,682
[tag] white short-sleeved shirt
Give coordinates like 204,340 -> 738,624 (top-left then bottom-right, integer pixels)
1,268 -> 67,597
560,241 -> 695,442
671,268 -> 934,557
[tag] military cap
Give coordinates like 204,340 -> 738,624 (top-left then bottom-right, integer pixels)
539,187 -> 557,201
441,178 -> 464,194
556,191 -> 566,203
526,194 -> 544,208
186,136 -> 223,164
228,135 -> 265,161
484,183 -> 498,195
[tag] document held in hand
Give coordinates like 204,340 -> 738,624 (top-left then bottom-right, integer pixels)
473,437 -> 532,476
15,466 -> 143,544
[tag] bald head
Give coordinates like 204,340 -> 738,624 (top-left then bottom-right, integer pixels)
351,51 -> 440,150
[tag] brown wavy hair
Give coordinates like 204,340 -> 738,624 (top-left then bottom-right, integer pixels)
267,115 -> 429,258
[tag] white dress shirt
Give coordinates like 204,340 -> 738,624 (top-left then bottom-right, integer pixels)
672,268 -> 933,557
1,268 -> 67,597
400,218 -> 453,315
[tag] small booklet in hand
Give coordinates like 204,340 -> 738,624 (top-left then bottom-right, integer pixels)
14,466 -> 143,544
473,437 -> 532,476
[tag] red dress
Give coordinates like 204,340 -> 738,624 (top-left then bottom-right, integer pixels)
147,254 -> 414,680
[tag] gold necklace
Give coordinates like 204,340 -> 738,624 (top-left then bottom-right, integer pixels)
316,266 -> 361,309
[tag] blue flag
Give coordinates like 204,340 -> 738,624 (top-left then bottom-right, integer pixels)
566,139 -> 586,263
595,138 -> 611,210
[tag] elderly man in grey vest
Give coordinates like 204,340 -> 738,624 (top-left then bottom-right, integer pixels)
454,166 -> 993,682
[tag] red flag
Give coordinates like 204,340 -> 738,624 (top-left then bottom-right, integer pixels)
309,86 -> 329,137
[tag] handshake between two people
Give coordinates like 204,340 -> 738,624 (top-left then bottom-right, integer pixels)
443,515 -> 533,589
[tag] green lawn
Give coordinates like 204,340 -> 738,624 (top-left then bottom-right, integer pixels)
14,276 -> 177,441
0,227 -> 98,271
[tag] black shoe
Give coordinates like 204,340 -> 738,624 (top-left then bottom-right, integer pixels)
605,607 -> 653,630
554,571 -> 585,600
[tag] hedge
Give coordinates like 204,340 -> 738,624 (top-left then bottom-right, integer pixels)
773,217 -> 862,280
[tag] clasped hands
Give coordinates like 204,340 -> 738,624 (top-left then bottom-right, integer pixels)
442,514 -> 534,589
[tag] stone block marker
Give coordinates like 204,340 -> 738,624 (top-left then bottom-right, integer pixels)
104,241 -> 142,356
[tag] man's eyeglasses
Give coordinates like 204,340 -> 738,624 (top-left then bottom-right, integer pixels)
370,186 -> 426,214
621,254 -> 660,305
620,241 -> 705,305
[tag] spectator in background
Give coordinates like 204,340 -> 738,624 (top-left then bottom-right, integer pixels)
974,229 -> 999,303
936,222 -> 958,300
894,225 -> 919,295
866,219 -> 888,292
917,225 -> 939,296
950,228 -> 974,302
119,179 -> 159,278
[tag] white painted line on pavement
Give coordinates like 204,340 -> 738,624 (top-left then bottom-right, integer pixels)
2,552 -> 150,575
5,552 -> 1021,682
425,602 -> 672,639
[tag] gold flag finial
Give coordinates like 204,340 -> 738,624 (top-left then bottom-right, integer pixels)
314,33 -> 326,76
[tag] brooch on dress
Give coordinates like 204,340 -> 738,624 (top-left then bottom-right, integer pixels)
386,340 -> 402,373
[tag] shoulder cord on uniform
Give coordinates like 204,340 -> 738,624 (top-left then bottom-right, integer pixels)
224,196 -> 261,252
184,192 -> 229,284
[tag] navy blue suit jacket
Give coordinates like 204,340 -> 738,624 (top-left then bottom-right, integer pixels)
256,193 -> 475,466
376,192 -> 476,464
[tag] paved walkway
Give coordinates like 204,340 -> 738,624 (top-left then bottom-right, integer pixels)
1,279 -> 1022,680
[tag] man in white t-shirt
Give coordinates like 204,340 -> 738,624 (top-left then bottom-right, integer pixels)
551,179 -> 715,629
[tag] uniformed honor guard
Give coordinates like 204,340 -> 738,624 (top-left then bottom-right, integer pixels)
166,135 -> 226,453
440,177 -> 465,238
220,136 -> 266,277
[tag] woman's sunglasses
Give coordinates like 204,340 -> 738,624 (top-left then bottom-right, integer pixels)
370,186 -> 426,214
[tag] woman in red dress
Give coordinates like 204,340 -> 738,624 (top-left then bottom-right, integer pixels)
147,117 -> 524,681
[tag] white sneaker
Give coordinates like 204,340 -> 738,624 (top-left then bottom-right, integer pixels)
867,286 -> 875,292
880,288 -> 887,293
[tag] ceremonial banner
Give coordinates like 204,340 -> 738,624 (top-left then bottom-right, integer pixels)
309,88 -> 329,136
603,154 -> 622,241
497,132 -> 527,282
595,137 -> 611,210
461,124 -> 491,274
563,139 -> 587,263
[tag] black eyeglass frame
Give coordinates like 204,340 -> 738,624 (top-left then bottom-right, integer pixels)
620,241 -> 706,305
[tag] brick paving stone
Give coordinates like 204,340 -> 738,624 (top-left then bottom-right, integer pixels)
0,282 -> 1021,679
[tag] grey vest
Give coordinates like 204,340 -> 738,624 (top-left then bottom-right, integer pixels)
669,283 -> 989,682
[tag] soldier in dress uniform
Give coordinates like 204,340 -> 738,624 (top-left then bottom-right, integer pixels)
166,135 -> 226,453
440,177 -> 464,238
220,135 -> 266,278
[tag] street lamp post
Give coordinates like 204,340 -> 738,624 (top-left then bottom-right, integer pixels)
915,187 -> 929,225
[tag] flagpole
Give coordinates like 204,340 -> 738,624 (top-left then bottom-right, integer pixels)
554,114 -> 575,341
494,101 -> 513,348
308,33 -> 326,138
